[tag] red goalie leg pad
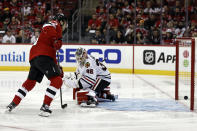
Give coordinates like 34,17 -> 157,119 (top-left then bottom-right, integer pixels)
73,88 -> 81,100
22,79 -> 36,91
49,76 -> 63,89
77,91 -> 89,105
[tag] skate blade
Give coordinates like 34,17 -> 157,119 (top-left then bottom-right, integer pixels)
80,103 -> 97,108
97,95 -> 118,102
38,111 -> 51,117
4,107 -> 12,113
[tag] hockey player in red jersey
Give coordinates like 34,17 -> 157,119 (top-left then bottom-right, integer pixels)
6,13 -> 67,117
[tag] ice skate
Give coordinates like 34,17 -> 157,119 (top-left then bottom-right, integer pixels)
80,96 -> 98,108
39,104 -> 52,117
6,102 -> 17,112
107,94 -> 116,102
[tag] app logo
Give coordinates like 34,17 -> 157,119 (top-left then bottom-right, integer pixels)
143,50 -> 156,65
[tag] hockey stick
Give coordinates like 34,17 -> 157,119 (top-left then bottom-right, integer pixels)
57,51 -> 67,109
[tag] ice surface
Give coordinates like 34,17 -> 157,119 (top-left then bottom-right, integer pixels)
0,71 -> 197,131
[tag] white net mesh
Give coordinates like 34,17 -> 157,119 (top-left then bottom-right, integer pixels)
176,38 -> 197,111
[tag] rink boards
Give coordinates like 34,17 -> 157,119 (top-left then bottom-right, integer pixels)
0,44 -> 195,76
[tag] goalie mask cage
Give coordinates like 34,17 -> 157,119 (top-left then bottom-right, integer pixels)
175,37 -> 197,111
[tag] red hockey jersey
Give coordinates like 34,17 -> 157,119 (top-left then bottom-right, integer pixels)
29,20 -> 62,63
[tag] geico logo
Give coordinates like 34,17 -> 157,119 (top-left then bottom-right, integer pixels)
157,52 -> 176,63
58,48 -> 121,64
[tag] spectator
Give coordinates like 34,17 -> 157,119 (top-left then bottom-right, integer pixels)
15,29 -> 22,43
23,21 -> 34,43
136,32 -> 145,44
147,29 -> 161,45
0,33 -> 4,43
144,0 -> 155,14
107,14 -> 119,30
2,7 -> 12,22
116,0 -> 124,9
125,24 -> 134,44
144,14 -> 157,30
33,17 -> 44,30
172,7 -> 185,22
43,10 -> 52,23
2,18 -> 10,31
86,14 -> 101,32
0,2 -> 3,11
8,16 -> 20,31
91,30 -> 105,44
115,8 -> 124,22
109,27 -> 118,43
31,30 -> 40,44
113,30 -> 125,44
9,0 -> 21,17
192,31 -> 197,37
109,1 -> 117,14
0,3 -> 4,24
174,21 -> 186,37
23,31 -> 31,43
154,0 -> 162,14
122,0 -> 133,15
97,7 -> 107,24
26,8 -> 36,24
23,2 -> 31,16
136,19 -> 148,37
34,2 -> 45,18
189,20 -> 197,36
2,30 -> 16,43
163,29 -> 174,45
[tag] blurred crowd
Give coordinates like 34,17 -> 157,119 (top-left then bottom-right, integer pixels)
0,0 -> 197,45
86,0 -> 197,45
0,0 -> 70,44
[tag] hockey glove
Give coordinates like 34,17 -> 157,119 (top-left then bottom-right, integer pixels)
53,40 -> 62,50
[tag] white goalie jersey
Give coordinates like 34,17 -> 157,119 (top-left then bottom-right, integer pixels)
76,55 -> 111,89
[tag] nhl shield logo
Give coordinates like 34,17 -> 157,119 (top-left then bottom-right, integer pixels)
143,50 -> 156,65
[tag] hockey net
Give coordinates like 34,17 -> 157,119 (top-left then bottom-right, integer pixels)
175,37 -> 197,111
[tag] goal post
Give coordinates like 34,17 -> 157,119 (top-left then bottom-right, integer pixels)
175,37 -> 196,110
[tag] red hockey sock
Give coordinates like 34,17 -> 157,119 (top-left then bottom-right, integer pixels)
44,95 -> 53,106
12,79 -> 36,106
13,95 -> 22,105
43,76 -> 62,106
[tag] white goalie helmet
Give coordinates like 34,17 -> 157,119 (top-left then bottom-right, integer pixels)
75,47 -> 87,65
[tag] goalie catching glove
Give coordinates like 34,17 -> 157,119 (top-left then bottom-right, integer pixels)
63,72 -> 79,88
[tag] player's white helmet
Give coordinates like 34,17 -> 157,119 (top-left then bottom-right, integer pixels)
75,47 -> 87,65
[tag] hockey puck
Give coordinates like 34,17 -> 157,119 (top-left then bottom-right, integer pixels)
184,96 -> 188,100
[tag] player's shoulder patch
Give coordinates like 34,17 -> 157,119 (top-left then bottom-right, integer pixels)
85,62 -> 90,68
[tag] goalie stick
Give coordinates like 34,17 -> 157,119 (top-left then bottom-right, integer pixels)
57,51 -> 67,109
